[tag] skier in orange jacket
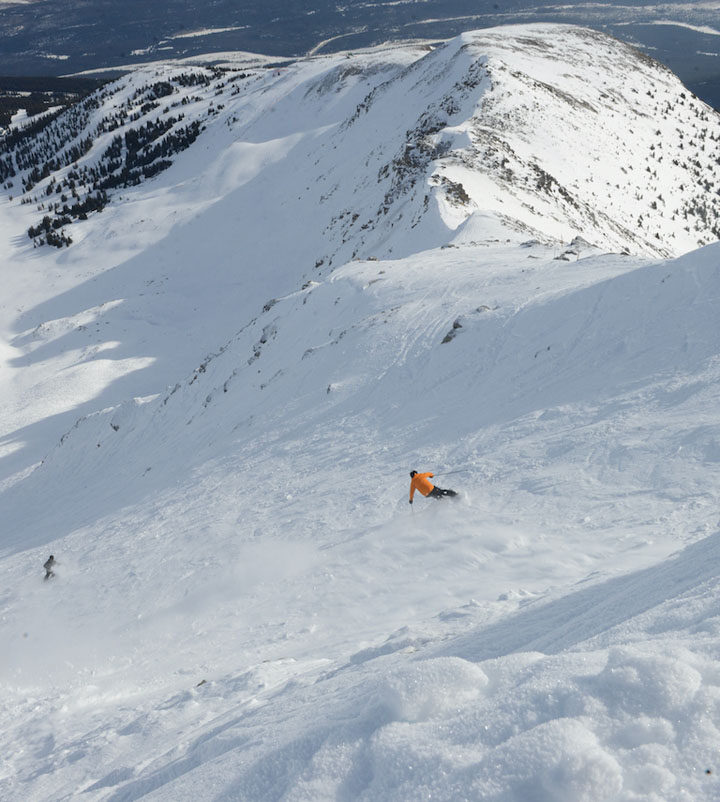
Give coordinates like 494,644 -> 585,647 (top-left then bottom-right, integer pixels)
409,470 -> 457,503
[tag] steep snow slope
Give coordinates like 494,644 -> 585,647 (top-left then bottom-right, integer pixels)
3,23 -> 720,802
4,237 -> 720,801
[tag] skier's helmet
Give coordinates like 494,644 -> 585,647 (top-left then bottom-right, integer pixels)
410,470 -> 417,477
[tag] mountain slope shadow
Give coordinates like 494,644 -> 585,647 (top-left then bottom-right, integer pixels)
0,127 -> 326,485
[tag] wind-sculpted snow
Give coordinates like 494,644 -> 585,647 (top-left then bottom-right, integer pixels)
3,23 -> 720,802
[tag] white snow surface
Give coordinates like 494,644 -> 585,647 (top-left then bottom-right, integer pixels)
2,23 -> 720,801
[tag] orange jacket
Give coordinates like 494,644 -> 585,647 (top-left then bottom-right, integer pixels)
410,472 -> 434,501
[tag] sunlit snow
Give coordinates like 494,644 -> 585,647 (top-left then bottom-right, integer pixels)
2,23 -> 720,801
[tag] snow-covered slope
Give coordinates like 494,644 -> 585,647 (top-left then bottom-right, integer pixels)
4,23 -> 720,261
2,23 -> 719,480
3,23 -> 720,802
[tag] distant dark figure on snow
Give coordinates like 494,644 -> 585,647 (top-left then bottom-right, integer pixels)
43,555 -> 56,580
409,470 -> 457,504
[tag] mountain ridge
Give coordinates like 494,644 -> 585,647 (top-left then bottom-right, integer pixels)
3,24 -> 719,266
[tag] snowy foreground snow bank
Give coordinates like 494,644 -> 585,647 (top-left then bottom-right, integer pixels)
2,22 -> 720,802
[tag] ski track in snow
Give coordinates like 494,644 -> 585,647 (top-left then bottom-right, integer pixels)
1,22 -> 720,802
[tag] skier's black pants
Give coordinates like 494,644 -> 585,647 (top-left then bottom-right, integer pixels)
429,486 -> 457,499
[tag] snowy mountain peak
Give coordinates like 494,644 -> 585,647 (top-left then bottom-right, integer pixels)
337,23 -> 720,258
2,23 -> 719,264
